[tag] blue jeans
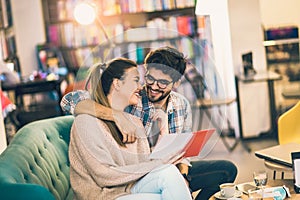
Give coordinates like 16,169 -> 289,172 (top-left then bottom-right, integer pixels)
117,164 -> 192,200
189,160 -> 238,200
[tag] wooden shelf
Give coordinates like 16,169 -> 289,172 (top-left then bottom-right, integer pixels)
41,0 -> 200,73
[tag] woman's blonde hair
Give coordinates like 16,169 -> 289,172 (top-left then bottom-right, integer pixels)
86,58 -> 137,146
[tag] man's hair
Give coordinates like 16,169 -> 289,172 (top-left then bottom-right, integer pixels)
144,46 -> 187,82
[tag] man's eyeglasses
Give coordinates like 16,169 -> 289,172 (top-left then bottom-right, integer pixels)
144,74 -> 172,89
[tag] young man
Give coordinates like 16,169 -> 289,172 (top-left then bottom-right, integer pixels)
61,46 -> 237,200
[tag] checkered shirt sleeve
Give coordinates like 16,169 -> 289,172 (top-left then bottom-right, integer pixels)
60,90 -> 91,114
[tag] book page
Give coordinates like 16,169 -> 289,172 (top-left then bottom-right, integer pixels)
149,133 -> 193,160
149,129 -> 215,160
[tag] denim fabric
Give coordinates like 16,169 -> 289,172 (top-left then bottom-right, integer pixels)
117,164 -> 192,200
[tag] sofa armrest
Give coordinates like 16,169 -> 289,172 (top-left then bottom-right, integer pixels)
0,183 -> 55,200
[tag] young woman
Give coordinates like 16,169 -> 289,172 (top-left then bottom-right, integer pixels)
69,57 -> 192,200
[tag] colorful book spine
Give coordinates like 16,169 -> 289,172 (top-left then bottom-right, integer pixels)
1,0 -> 8,28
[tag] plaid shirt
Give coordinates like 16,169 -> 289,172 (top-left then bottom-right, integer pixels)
60,90 -> 91,115
61,89 -> 192,164
61,88 -> 192,135
125,88 -> 192,136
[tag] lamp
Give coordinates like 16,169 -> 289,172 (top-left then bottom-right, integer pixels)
73,2 -> 96,25
73,1 -> 111,42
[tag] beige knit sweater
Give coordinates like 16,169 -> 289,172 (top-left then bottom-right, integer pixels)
69,114 -> 163,200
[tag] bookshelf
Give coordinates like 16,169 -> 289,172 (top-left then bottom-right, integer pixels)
0,0 -> 20,74
41,0 -> 201,73
263,26 -> 300,114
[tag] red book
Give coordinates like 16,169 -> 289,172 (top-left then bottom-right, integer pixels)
149,129 -> 215,159
176,16 -> 189,36
183,129 -> 215,157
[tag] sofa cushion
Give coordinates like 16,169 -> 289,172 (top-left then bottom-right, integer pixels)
0,115 -> 74,200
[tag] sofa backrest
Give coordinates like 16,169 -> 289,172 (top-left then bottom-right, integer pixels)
0,115 -> 74,200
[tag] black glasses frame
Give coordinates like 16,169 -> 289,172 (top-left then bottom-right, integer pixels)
144,74 -> 173,89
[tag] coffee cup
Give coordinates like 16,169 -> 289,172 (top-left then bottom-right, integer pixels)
220,183 -> 236,198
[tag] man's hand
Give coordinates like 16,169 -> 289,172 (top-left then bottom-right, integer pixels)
176,163 -> 191,190
113,110 -> 137,143
75,100 -> 137,143
176,163 -> 189,174
152,109 -> 168,135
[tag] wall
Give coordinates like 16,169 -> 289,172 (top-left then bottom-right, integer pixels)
260,0 -> 300,29
196,0 -> 270,137
259,0 -> 300,111
195,0 -> 239,137
11,0 -> 46,77
228,0 -> 270,137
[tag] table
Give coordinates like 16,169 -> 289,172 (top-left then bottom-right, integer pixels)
1,77 -> 65,129
282,90 -> 300,99
1,77 -> 64,106
209,179 -> 300,199
235,71 -> 282,146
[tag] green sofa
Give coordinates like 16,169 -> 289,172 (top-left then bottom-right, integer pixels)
0,115 -> 74,200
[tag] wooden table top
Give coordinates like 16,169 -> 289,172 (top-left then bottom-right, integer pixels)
209,179 -> 300,199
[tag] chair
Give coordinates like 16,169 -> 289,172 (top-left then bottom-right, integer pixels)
184,64 -> 238,152
264,100 -> 300,179
0,116 -> 74,200
278,100 -> 300,145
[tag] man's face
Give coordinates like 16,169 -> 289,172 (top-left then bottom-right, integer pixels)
144,68 -> 173,103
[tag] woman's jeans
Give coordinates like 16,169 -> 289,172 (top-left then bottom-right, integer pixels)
116,164 -> 192,200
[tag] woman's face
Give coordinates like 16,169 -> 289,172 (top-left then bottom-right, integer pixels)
118,67 -> 141,106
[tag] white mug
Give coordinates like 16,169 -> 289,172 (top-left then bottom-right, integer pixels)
220,183 -> 236,198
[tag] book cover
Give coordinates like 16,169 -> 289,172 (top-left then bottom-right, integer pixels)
183,129 -> 215,157
149,129 -> 215,160
176,16 -> 189,36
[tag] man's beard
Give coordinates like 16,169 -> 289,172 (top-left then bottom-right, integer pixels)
146,85 -> 171,103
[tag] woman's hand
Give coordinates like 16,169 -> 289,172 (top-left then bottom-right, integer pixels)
113,110 -> 137,143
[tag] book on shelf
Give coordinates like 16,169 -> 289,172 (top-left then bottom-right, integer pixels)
6,34 -> 16,55
48,25 -> 60,46
0,4 -> 3,28
176,15 -> 194,36
1,0 -> 8,28
149,129 -> 215,160
120,0 -> 195,13
0,30 -> 8,59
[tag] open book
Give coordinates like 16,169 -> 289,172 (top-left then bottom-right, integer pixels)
149,129 -> 215,160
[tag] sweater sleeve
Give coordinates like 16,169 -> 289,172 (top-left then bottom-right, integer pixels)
71,114 -> 163,188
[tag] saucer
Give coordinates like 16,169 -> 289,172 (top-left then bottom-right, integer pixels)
214,190 -> 243,199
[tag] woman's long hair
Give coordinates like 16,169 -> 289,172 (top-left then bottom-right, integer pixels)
86,58 -> 137,146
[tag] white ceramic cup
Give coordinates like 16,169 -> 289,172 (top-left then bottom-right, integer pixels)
220,183 -> 236,198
